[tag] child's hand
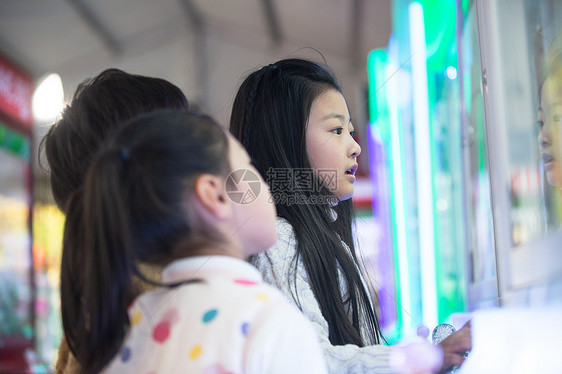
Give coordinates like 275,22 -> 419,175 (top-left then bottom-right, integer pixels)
437,321 -> 471,373
389,338 -> 443,373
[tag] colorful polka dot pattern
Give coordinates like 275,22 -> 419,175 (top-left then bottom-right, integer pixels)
151,307 -> 180,344
234,279 -> 258,286
189,344 -> 203,360
152,319 -> 171,343
163,308 -> 180,324
241,322 -> 249,337
121,347 -> 131,362
256,293 -> 269,301
130,311 -> 142,326
115,279 -> 271,372
202,308 -> 218,323
203,363 -> 236,374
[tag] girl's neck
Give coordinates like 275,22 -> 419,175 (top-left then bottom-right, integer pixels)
189,245 -> 244,259
167,240 -> 245,264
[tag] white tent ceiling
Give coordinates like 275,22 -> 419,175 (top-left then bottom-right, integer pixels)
0,0 -> 391,200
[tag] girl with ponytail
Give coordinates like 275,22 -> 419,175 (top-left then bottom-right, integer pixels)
40,68 -> 189,374
60,110 -> 327,373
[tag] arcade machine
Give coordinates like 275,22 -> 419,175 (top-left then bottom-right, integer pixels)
368,0 -> 562,371
0,54 -> 35,373
366,0 -> 472,342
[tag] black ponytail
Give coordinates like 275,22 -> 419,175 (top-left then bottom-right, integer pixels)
60,110 -> 229,372
60,149 -> 137,373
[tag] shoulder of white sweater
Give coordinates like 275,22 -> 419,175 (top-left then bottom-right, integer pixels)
269,217 -> 298,257
275,216 -> 295,237
251,217 -> 301,288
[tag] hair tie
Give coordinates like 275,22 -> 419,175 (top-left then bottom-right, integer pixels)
120,148 -> 130,163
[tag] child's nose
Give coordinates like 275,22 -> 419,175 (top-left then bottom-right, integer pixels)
538,125 -> 551,147
350,138 -> 361,158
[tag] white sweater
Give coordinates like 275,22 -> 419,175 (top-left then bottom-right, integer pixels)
251,217 -> 398,374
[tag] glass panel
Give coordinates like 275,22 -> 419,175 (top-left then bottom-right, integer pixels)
496,0 -> 562,245
463,2 -> 496,289
531,2 -> 562,232
475,0 -> 562,301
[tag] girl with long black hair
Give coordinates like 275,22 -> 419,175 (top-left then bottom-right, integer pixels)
230,58 -> 471,373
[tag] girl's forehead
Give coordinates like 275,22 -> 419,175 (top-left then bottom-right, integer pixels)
542,76 -> 562,101
542,95 -> 562,113
310,90 -> 349,115
313,87 -> 344,102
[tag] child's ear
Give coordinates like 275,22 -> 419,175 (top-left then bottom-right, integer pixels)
192,174 -> 232,219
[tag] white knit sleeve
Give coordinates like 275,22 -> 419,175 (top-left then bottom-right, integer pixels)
252,218 -> 399,374
244,292 -> 328,374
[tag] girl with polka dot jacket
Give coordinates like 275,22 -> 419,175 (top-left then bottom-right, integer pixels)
59,110 -> 328,373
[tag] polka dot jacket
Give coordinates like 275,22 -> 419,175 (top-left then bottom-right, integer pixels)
102,255 -> 328,374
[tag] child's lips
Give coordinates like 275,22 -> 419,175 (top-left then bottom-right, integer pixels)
543,153 -> 555,170
345,164 -> 358,176
542,154 -> 554,163
345,164 -> 358,182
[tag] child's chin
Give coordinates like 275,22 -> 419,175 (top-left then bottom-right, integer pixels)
246,235 -> 277,257
336,192 -> 353,202
546,172 -> 560,188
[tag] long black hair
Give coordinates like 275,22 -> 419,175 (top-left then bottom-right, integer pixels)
60,110 -> 229,373
230,58 -> 383,346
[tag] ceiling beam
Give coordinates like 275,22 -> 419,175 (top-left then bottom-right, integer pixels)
0,34 -> 42,78
178,0 -> 204,32
350,0 -> 363,69
261,0 -> 282,45
178,0 -> 210,110
63,0 -> 121,55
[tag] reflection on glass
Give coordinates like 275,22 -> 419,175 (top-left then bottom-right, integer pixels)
491,0 -> 562,246
538,39 -> 562,229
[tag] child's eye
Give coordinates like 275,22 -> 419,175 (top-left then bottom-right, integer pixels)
332,128 -> 343,135
350,130 -> 356,137
537,120 -> 544,128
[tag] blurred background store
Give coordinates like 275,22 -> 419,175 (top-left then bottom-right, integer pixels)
0,0 -> 561,372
